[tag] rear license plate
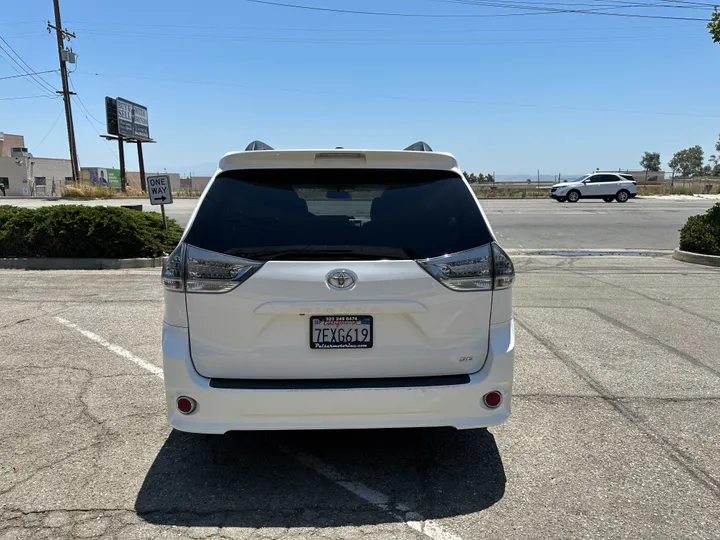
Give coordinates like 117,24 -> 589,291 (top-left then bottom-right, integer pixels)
310,316 -> 373,349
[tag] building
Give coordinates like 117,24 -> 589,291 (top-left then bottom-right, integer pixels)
0,155 -> 72,196
2,129 -> 211,196
0,132 -> 26,157
0,130 -> 73,196
125,172 -> 211,193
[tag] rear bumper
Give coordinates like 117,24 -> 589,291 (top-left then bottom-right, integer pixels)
162,320 -> 515,433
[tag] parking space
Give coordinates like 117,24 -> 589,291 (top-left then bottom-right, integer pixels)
1,255 -> 719,539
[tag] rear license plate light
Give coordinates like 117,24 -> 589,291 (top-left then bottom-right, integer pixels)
310,315 -> 373,349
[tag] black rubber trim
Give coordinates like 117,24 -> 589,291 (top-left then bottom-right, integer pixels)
209,374 -> 471,390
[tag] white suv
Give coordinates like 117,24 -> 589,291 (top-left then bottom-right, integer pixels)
550,173 -> 637,203
161,141 -> 515,433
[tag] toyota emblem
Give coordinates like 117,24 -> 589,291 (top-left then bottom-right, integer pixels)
326,269 -> 357,290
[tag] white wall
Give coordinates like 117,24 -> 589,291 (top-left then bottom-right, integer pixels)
0,156 -> 30,196
29,158 -> 72,195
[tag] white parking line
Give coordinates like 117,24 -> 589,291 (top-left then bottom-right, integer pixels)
54,316 -> 464,540
282,449 -> 463,540
54,316 -> 164,378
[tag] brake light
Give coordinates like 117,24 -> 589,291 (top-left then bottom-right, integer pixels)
417,242 -> 514,292
185,246 -> 264,293
492,243 -> 515,289
162,243 -> 264,293
162,243 -> 185,292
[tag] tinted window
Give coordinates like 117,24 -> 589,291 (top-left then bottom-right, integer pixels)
186,169 -> 492,261
620,174 -> 635,181
587,175 -> 603,183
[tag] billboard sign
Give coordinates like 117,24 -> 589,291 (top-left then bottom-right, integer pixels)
81,167 -> 121,189
105,97 -> 150,140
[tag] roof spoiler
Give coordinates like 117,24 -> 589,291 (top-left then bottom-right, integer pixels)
404,141 -> 433,152
244,140 -> 432,151
245,140 -> 274,151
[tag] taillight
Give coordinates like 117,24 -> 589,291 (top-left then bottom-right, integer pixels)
162,243 -> 185,292
185,245 -> 263,293
417,242 -> 514,292
162,243 -> 264,293
492,243 -> 515,289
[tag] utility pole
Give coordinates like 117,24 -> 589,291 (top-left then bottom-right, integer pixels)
48,0 -> 80,183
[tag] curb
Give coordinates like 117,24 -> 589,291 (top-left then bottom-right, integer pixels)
507,249 -> 673,256
672,248 -> 720,267
0,257 -> 167,270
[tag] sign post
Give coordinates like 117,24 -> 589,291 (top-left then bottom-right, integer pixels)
146,175 -> 173,229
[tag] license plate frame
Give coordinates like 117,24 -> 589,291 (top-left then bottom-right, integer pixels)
309,315 -> 374,349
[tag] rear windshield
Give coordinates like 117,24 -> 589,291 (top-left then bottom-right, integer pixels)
185,169 -> 492,261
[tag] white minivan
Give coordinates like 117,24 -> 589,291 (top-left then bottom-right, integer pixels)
161,142 -> 515,433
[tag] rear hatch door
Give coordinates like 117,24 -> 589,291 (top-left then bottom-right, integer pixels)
183,166 -> 496,380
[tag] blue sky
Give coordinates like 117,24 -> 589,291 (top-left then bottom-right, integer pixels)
1,0 -> 719,176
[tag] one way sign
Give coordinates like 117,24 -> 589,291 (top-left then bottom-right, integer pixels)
147,175 -> 173,206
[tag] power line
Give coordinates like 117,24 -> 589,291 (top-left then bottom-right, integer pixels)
72,29 -> 698,44
0,46 -> 57,96
241,0 -> 710,20
0,94 -> 58,101
33,110 -> 64,152
67,19 -> 695,32
71,94 -> 119,162
68,76 -> 105,125
67,77 -> 119,163
430,0 -> 711,19
241,0 -> 544,17
436,0 -> 713,9
75,71 -> 718,119
0,34 -> 57,94
0,69 -> 57,81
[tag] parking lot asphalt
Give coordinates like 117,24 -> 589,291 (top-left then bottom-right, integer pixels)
2,197 -> 717,250
1,254 -> 719,539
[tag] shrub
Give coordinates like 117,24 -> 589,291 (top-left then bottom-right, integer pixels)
0,205 -> 183,258
679,203 -> 720,256
63,185 -> 144,199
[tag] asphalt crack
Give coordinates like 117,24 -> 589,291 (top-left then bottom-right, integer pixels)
515,315 -> 720,499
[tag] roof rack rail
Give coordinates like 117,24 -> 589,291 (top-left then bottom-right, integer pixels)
404,141 -> 433,152
245,140 -> 274,151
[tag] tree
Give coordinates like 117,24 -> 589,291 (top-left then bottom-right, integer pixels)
526,178 -> 532,184
486,173 -> 495,183
708,154 -> 720,176
668,146 -> 705,178
477,172 -> 486,183
639,151 -> 661,184
709,7 -> 720,43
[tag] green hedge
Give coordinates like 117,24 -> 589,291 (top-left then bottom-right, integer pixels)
0,205 -> 183,258
679,202 -> 720,256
